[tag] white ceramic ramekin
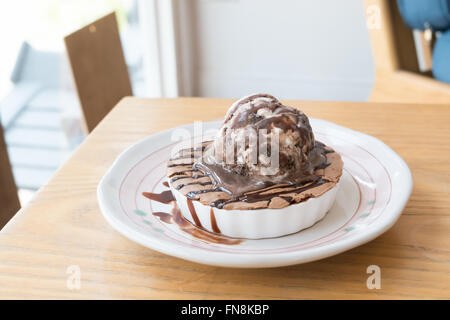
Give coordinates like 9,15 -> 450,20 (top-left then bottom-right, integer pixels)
169,180 -> 341,239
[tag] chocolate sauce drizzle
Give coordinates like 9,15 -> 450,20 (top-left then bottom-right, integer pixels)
210,177 -> 329,209
152,211 -> 172,224
166,94 -> 338,211
187,199 -> 203,228
175,181 -> 212,190
168,140 -> 334,209
189,143 -> 330,209
168,168 -> 200,178
142,190 -> 174,204
195,118 -> 330,199
142,183 -> 241,245
210,208 -> 221,234
170,174 -> 207,182
167,162 -> 195,168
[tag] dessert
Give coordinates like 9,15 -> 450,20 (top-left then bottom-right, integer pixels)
167,94 -> 343,239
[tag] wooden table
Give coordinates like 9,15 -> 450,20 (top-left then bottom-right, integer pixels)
0,98 -> 449,299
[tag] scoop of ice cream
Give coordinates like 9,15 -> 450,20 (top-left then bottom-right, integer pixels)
208,94 -> 318,175
196,93 -> 327,196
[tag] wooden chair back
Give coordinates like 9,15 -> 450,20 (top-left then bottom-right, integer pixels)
64,12 -> 133,133
0,123 -> 20,229
364,0 -> 450,103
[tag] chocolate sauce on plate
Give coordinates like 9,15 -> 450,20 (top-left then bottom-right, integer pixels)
210,208 -> 221,234
142,182 -> 241,245
152,211 -> 172,224
186,199 -> 203,228
142,190 -> 174,204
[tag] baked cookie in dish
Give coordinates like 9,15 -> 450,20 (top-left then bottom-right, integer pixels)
167,94 -> 343,239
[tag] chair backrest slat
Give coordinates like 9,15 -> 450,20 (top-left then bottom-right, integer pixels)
0,123 -> 20,229
64,12 -> 133,133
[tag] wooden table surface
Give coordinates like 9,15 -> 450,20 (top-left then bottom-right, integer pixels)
0,98 -> 449,299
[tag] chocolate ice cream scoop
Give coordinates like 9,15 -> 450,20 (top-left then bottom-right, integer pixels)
194,94 -> 328,196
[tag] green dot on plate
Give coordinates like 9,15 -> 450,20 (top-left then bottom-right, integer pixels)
359,212 -> 371,218
134,209 -> 147,216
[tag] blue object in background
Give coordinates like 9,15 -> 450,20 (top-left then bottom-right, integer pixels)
432,30 -> 450,84
397,0 -> 450,31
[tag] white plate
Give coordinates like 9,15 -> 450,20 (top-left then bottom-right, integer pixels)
97,119 -> 412,268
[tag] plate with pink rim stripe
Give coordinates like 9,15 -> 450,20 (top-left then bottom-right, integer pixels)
98,119 -> 412,268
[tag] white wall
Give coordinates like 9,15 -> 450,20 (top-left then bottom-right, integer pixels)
175,0 -> 374,101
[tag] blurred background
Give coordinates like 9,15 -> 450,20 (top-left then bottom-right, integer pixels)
1,0 -> 143,204
1,0 -> 448,207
